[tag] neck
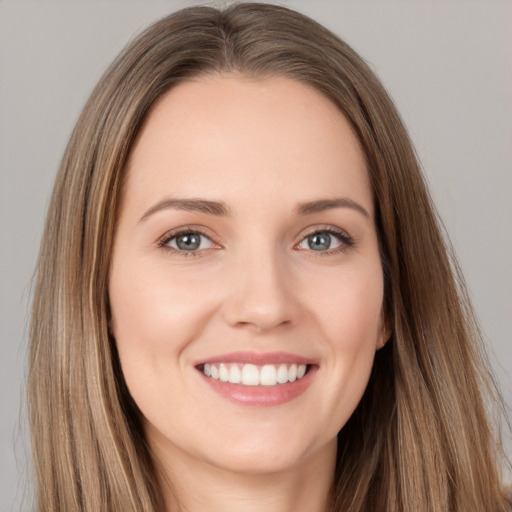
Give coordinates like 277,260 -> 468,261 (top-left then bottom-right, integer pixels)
153,439 -> 337,512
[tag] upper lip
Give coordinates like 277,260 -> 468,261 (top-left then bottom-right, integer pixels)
194,351 -> 317,367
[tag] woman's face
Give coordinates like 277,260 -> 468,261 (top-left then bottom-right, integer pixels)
109,74 -> 388,475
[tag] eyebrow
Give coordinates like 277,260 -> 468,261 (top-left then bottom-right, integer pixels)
139,196 -> 369,222
139,198 -> 231,222
295,197 -> 370,218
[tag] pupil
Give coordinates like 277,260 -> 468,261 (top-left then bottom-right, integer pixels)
177,234 -> 200,250
308,233 -> 330,251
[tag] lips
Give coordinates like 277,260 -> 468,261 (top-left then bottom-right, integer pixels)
194,352 -> 317,406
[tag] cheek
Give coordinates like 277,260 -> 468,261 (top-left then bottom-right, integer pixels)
303,262 -> 384,426
108,262 -> 220,435
305,259 -> 385,349
111,259 -> 207,333
109,261 -> 213,382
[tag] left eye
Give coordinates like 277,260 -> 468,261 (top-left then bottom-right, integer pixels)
297,231 -> 344,252
164,231 -> 215,251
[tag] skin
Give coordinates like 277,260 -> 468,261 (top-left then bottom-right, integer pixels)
109,73 -> 389,512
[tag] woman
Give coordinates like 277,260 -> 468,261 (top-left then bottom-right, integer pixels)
28,3 -> 510,511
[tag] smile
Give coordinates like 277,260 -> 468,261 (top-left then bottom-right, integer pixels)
201,362 -> 308,386
195,352 -> 317,406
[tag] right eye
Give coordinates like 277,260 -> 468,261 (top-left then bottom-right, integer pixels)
160,229 -> 217,254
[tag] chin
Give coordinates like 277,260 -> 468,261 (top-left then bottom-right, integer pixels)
204,445 -> 314,475
195,425 -> 337,477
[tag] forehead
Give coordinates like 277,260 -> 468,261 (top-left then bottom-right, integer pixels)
123,73 -> 372,217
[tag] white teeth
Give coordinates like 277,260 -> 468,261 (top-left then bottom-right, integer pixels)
242,364 -> 260,386
229,365 -> 242,384
260,364 -> 277,386
219,364 -> 229,382
289,364 -> 297,382
276,364 -> 288,384
201,362 -> 308,387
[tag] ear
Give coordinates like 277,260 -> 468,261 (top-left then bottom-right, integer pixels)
376,309 -> 392,350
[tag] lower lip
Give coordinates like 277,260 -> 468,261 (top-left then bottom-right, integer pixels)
198,367 -> 316,407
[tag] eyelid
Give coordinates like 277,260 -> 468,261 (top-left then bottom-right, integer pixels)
156,224 -> 355,257
157,225 -> 222,254
294,225 -> 355,254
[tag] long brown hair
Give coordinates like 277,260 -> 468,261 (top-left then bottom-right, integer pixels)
28,3 -> 510,511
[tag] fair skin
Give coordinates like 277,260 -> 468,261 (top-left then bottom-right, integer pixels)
109,73 -> 388,512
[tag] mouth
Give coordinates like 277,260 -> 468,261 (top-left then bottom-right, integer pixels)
194,352 -> 318,406
197,362 -> 310,387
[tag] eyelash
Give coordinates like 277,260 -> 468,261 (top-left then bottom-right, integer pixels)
157,226 -> 355,257
298,227 -> 355,256
157,227 -> 217,257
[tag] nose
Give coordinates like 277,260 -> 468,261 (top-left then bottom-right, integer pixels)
221,248 -> 302,333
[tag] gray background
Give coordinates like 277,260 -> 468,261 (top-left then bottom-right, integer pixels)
1,1 -> 511,510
